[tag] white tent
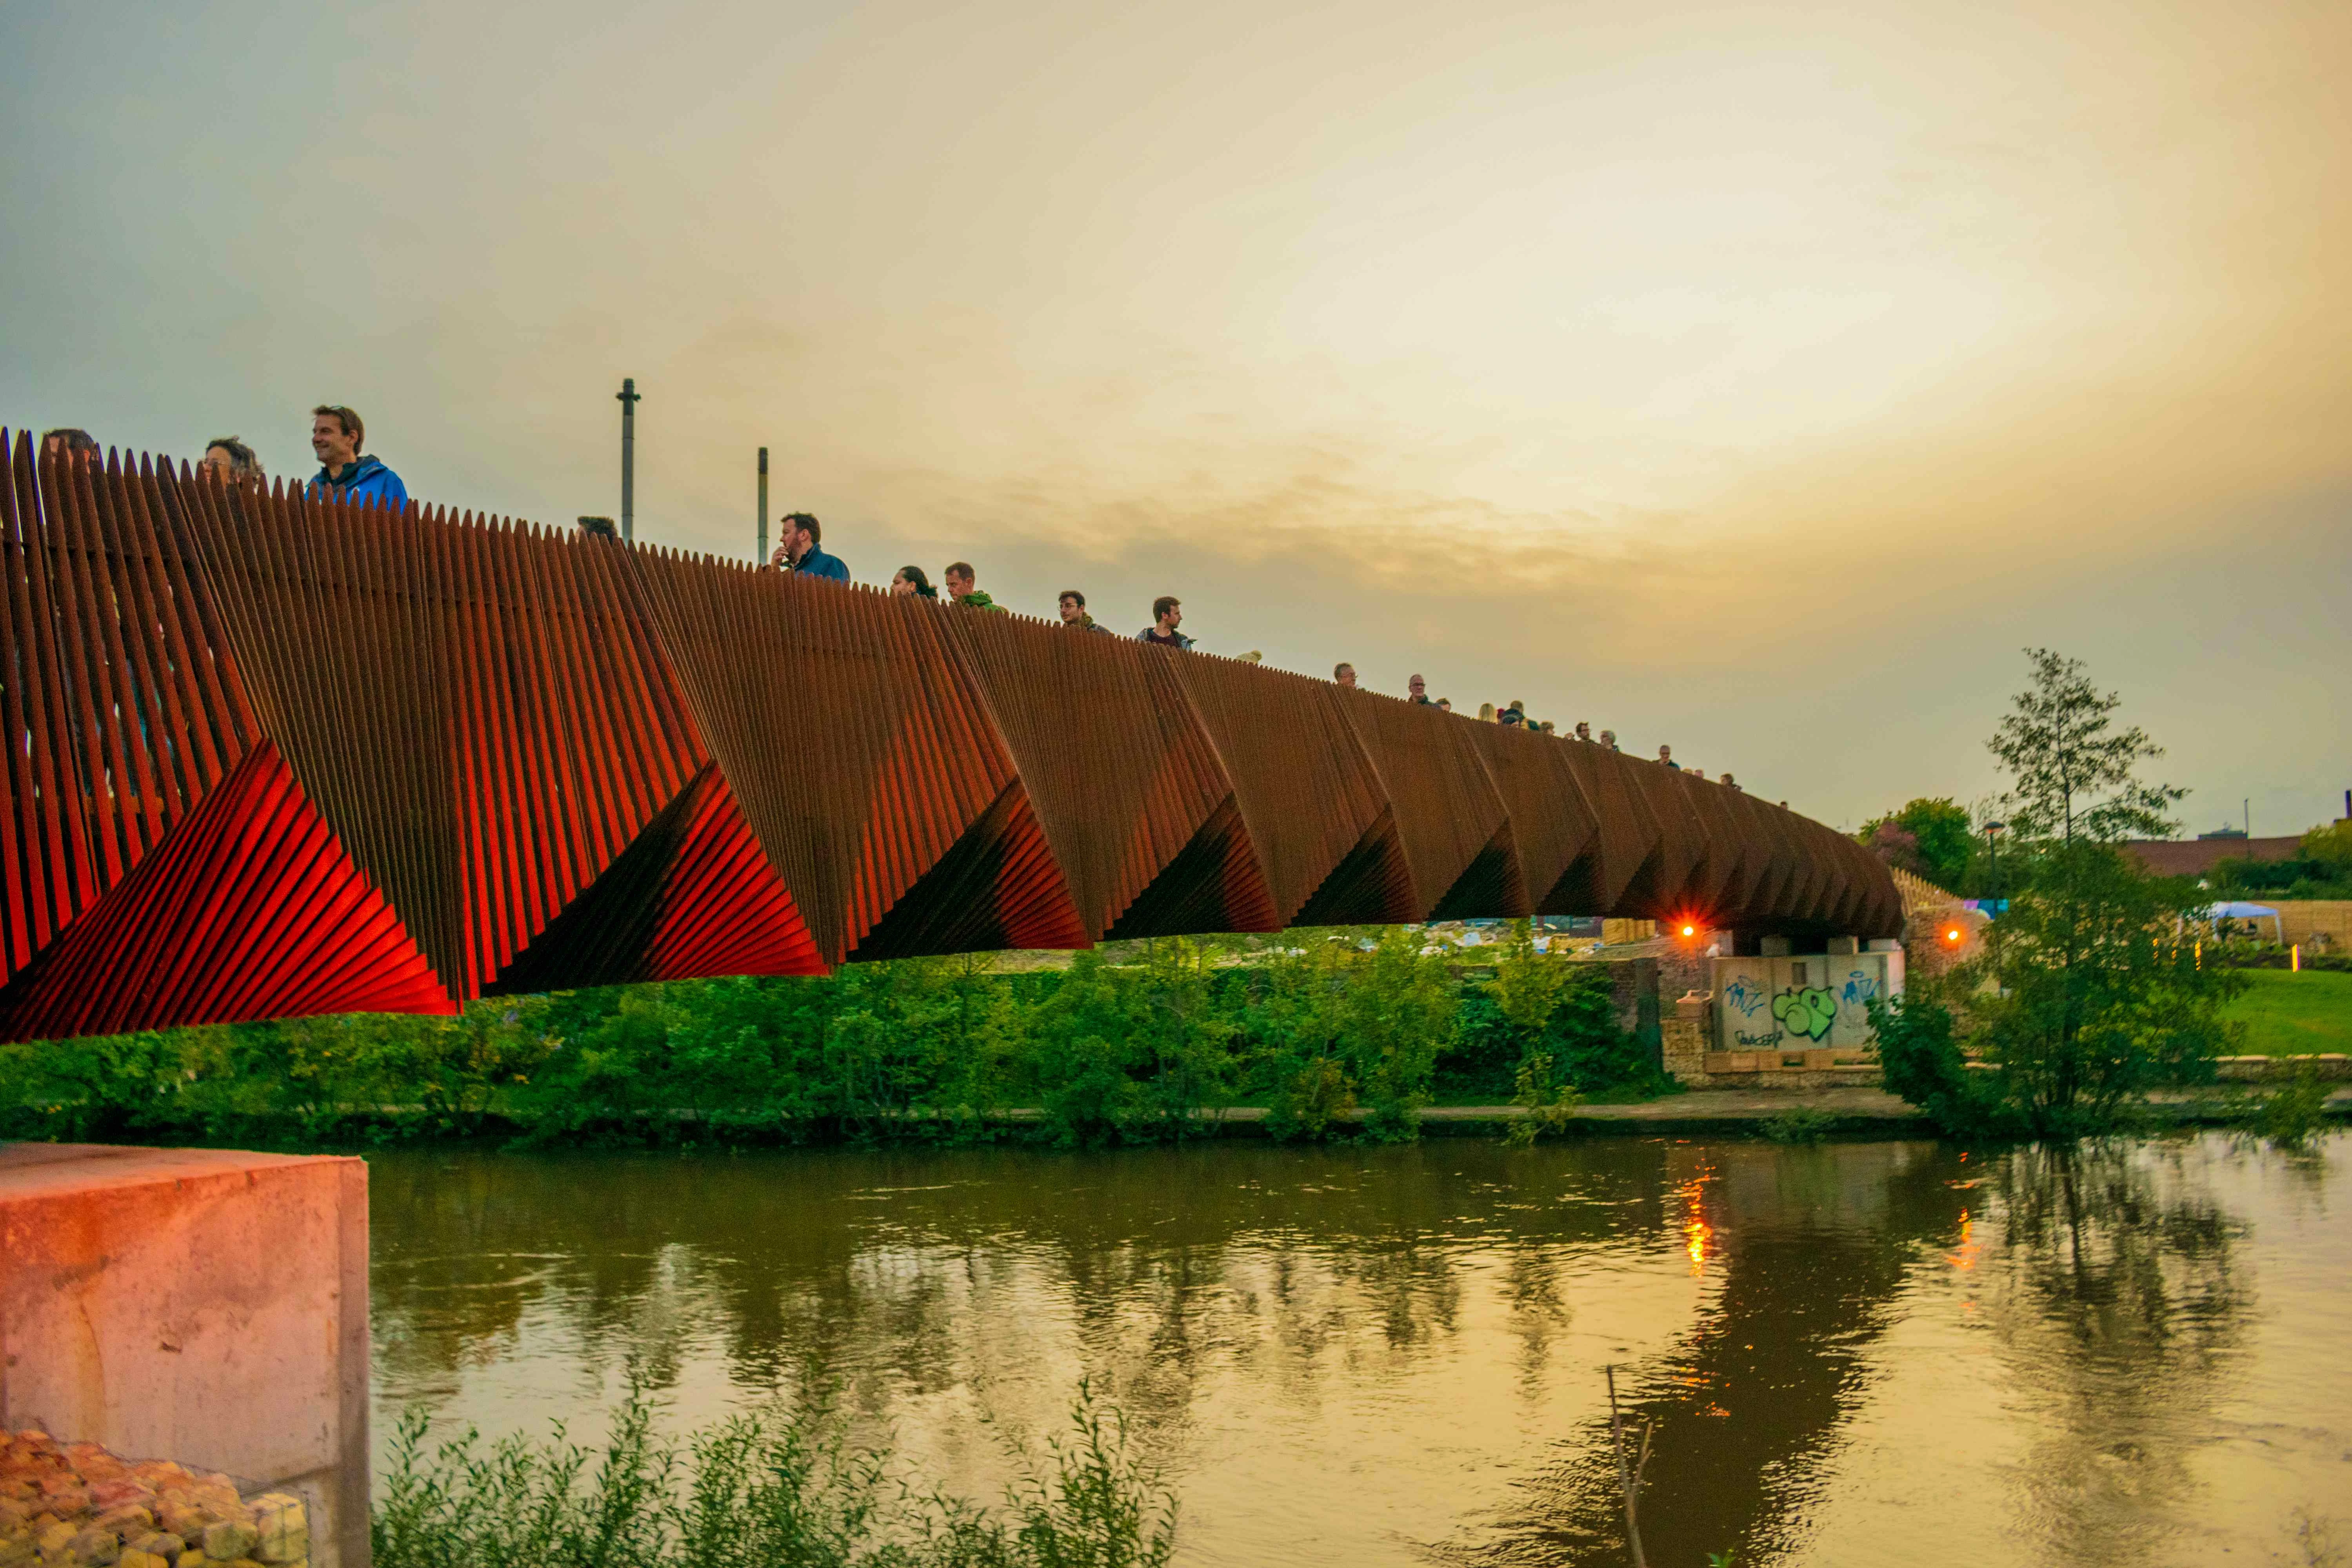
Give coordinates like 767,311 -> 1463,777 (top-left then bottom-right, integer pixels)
2199,901 -> 2283,942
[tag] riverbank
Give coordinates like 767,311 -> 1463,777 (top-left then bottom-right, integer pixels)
15,1081 -> 2342,1155
1177,1083 -> 2352,1137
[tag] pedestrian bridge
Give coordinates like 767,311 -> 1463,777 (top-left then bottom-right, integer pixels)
0,432 -> 1896,1042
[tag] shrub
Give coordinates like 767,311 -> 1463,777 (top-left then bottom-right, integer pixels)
2,930 -> 1680,1150
1759,1105 -> 1840,1144
1448,921 -> 1648,1101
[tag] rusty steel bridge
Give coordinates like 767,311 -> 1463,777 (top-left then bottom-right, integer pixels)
0,432 -> 1896,1042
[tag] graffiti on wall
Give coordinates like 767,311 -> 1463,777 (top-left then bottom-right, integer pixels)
1711,951 -> 1903,1052
1723,976 -> 1767,1019
1770,986 -> 1838,1042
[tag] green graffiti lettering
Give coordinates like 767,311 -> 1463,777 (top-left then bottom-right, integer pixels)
1770,985 -> 1837,1041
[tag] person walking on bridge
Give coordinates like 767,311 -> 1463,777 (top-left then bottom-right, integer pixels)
306,405 -> 407,509
199,436 -> 264,486
944,561 -> 1003,610
1407,674 -> 1433,705
1334,662 -> 1358,688
1138,596 -> 1193,649
41,429 -> 99,465
770,513 -> 849,580
1657,743 -> 1680,770
1058,590 -> 1112,632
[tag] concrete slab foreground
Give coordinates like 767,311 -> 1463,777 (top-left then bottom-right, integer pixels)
0,1143 -> 368,1568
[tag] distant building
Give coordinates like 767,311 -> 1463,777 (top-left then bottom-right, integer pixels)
2121,836 -> 2301,879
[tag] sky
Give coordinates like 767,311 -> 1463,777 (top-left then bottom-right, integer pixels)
3,0 -> 2345,837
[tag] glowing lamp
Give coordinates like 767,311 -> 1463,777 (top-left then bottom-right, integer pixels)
1680,923 -> 1697,938
1945,927 -> 1962,943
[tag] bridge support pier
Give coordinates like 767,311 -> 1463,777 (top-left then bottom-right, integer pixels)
0,1144 -> 371,1567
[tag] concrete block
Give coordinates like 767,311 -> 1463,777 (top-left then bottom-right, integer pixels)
0,1145 -> 367,1568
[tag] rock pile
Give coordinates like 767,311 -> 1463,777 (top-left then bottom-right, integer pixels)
0,1433 -> 306,1568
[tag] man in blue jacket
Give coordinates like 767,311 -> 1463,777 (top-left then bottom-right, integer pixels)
306,404 -> 409,509
768,512 -> 849,581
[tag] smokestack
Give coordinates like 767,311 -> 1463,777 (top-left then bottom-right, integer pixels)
615,377 -> 642,541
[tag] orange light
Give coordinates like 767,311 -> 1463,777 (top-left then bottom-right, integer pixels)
1945,927 -> 1962,943
1681,924 -> 1696,938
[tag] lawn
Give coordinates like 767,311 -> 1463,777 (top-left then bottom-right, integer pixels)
2224,968 -> 2352,1057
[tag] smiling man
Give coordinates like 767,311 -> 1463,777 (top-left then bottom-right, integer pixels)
305,404 -> 408,510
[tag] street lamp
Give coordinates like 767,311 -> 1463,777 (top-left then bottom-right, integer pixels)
1984,819 -> 2006,959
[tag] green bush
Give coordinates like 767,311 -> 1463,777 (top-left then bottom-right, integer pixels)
0,925 -> 1674,1150
1445,922 -> 1647,1100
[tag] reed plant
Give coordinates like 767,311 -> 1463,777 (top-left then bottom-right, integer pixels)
374,1383 -> 1176,1568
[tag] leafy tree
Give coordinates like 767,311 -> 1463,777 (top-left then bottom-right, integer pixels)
1250,926 -> 1453,1141
1876,663 -> 2240,1136
1861,821 -> 1926,878
1026,941 -> 1240,1146
1873,844 -> 2241,1136
2303,818 -> 2352,869
1858,798 -> 1974,888
1987,649 -> 2185,843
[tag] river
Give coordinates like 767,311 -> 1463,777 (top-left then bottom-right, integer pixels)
368,1134 -> 2350,1566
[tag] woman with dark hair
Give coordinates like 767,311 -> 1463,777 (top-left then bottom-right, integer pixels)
891,565 -> 937,598
200,436 -> 265,484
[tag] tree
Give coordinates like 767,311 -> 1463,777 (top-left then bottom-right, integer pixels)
1874,661 -> 2234,1136
1988,649 -> 2185,843
1871,843 -> 2240,1136
2304,818 -> 2352,869
1862,821 -> 1926,877
1858,798 -> 1974,888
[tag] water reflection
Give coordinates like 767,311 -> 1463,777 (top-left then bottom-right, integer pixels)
1456,1144 -> 1971,1566
1983,1145 -> 2252,1565
369,1135 -> 2347,1567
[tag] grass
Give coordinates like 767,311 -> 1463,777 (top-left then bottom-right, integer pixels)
2225,969 -> 2352,1057
374,1381 -> 1176,1568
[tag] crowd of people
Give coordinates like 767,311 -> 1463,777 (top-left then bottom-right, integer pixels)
763,508 -> 1730,776
36,407 -> 1725,781
44,406 -> 404,509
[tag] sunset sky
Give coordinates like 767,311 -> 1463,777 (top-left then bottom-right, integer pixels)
3,0 -> 2345,837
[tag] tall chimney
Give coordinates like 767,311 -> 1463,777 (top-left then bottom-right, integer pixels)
616,377 -> 642,541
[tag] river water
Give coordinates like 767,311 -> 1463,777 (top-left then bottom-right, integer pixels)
368,1134 -> 2351,1566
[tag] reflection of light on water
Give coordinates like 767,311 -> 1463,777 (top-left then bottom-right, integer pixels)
1945,1208 -> 1978,1272
1679,1176 -> 1713,1275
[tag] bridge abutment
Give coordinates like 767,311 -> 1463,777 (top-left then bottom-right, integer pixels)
0,1143 -> 370,1567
